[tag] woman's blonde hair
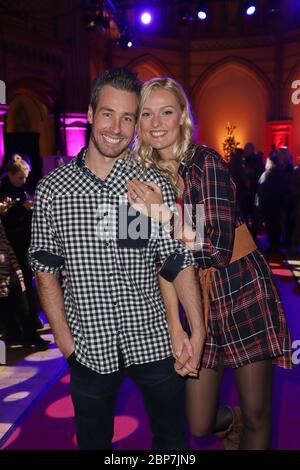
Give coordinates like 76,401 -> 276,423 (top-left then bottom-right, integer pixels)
135,77 -> 195,193
6,154 -> 31,175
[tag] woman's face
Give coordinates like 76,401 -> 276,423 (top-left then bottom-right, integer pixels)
139,88 -> 184,160
9,169 -> 28,187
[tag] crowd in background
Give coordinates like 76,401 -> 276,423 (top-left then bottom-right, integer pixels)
0,155 -> 50,349
229,143 -> 300,255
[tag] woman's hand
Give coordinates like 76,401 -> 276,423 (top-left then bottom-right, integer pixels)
23,199 -> 34,211
0,197 -> 16,215
169,326 -> 199,377
127,180 -> 166,222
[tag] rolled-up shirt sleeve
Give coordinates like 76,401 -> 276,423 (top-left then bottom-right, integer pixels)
157,181 -> 195,282
28,182 -> 64,275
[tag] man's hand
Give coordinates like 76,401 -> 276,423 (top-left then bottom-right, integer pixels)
56,336 -> 75,359
169,327 -> 201,377
35,271 -> 74,360
185,330 -> 206,373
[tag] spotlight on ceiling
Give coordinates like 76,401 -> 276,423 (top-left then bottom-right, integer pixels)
197,4 -> 207,20
140,11 -> 152,25
118,33 -> 133,50
245,2 -> 256,16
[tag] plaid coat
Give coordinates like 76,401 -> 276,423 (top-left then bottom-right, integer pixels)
180,145 -> 292,369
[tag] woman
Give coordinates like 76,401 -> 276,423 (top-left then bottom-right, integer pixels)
127,77 -> 292,450
0,154 -> 43,330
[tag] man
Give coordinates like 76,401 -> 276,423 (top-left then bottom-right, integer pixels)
29,68 -> 205,450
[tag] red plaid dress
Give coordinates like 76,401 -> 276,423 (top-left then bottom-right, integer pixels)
180,145 -> 292,369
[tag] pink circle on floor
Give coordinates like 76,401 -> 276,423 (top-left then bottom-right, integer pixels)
2,427 -> 21,449
46,395 -> 74,418
60,374 -> 70,384
72,415 -> 139,446
112,416 -> 139,442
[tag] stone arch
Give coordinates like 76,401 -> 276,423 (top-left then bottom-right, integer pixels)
191,56 -> 272,105
6,78 -> 58,157
191,58 -> 271,156
126,54 -> 174,82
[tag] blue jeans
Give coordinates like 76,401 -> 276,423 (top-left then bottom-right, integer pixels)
68,353 -> 187,450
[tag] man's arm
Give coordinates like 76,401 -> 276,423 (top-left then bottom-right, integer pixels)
155,180 -> 206,372
35,272 -> 74,358
173,266 -> 206,371
28,180 -> 73,357
158,274 -> 197,376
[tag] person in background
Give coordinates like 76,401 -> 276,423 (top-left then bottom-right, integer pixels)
0,213 -> 49,348
290,161 -> 300,255
127,77 -> 292,450
228,148 -> 249,219
257,151 -> 291,253
0,154 -> 43,330
242,143 -> 265,242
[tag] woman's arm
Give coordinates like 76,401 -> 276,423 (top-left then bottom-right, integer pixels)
158,274 -> 197,377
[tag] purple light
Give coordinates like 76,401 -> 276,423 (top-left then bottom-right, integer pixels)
141,12 -> 152,25
61,113 -> 88,157
0,105 -> 8,168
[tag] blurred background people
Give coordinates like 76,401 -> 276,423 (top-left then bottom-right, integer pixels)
256,152 -> 291,253
242,142 -> 265,242
0,154 -> 43,330
290,162 -> 300,255
0,217 -> 49,348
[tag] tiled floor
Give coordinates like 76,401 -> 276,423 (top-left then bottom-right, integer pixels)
0,325 -> 67,446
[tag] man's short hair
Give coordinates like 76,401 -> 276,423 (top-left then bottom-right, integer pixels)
90,68 -> 141,113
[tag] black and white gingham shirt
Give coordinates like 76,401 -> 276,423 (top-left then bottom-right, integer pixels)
29,148 -> 194,374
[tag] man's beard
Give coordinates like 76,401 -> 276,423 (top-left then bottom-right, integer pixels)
90,131 -> 129,160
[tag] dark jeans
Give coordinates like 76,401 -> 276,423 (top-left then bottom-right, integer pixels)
68,353 -> 187,450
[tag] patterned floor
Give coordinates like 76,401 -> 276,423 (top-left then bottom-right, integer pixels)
0,255 -> 299,450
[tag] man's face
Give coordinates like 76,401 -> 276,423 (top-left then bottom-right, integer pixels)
88,84 -> 138,160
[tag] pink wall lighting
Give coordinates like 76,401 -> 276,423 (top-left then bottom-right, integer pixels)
0,105 -> 8,168
61,113 -> 88,157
